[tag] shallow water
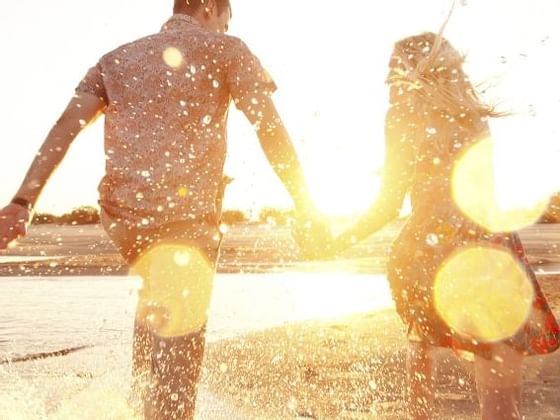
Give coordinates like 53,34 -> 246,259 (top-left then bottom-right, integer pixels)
0,273 -> 393,419
0,273 -> 393,358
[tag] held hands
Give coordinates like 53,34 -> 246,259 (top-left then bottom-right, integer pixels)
0,203 -> 31,250
292,210 -> 334,260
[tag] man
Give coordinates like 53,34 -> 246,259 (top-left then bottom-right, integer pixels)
0,0 -> 324,418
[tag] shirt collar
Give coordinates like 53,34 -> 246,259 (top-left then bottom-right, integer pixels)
161,14 -> 201,32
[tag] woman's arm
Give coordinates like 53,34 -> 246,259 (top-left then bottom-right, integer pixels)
333,105 -> 415,252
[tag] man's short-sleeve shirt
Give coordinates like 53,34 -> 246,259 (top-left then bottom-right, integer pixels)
76,14 -> 276,228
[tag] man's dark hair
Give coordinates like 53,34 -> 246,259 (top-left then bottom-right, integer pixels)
174,0 -> 231,16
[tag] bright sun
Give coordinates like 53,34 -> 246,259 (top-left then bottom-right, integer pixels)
304,155 -> 382,218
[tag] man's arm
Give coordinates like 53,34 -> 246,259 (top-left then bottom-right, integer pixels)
14,93 -> 105,206
0,93 -> 105,249
236,93 -> 315,214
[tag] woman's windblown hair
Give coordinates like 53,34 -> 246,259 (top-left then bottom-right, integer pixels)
387,26 -> 503,119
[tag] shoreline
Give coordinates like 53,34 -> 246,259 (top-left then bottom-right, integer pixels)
2,223 -> 560,277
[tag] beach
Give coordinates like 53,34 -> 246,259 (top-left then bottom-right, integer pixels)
1,222 -> 560,419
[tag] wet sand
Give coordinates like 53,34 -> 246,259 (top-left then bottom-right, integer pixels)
203,285 -> 560,419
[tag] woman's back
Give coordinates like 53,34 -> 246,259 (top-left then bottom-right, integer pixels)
405,108 -> 490,220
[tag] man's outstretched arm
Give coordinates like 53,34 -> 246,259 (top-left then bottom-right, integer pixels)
0,93 -> 105,249
237,93 -> 315,214
14,93 -> 105,206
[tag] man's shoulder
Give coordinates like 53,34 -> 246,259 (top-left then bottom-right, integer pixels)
94,31 -> 251,68
98,32 -> 164,62
197,31 -> 249,52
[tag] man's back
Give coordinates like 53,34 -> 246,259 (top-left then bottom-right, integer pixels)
77,14 -> 275,228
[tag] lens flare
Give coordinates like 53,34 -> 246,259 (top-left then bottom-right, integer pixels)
162,47 -> 183,69
434,246 -> 534,343
452,137 -> 549,232
177,186 -> 189,198
132,243 -> 214,338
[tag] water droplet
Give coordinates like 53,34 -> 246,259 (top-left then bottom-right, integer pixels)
287,397 -> 298,411
426,233 -> 439,246
426,127 -> 437,135
202,115 -> 212,125
177,186 -> 189,198
174,251 -> 191,267
212,79 -> 220,88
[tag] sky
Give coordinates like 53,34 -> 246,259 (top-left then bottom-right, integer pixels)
1,0 -> 560,217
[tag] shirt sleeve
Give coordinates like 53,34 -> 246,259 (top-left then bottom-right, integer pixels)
75,62 -> 108,103
226,39 -> 277,108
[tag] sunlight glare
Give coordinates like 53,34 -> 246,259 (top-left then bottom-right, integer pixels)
132,243 -> 214,338
434,246 -> 534,343
290,274 -> 394,320
452,137 -> 550,232
305,160 -> 381,217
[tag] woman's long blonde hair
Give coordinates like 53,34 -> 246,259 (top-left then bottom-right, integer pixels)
387,25 -> 502,119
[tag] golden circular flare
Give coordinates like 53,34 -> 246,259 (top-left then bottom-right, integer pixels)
132,243 -> 214,337
162,47 -> 184,69
434,246 -> 534,343
452,137 -> 549,232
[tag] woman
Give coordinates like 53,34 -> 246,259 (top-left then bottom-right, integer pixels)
331,32 -> 560,419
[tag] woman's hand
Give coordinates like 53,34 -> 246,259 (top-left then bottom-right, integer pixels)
0,203 -> 31,250
292,215 -> 334,260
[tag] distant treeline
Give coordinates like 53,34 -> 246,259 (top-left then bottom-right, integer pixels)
32,206 -> 101,225
31,200 -> 560,227
31,206 -> 297,226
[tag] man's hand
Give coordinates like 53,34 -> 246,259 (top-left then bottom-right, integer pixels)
292,212 -> 333,260
0,204 -> 31,250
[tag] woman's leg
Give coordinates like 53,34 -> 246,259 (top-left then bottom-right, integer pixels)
474,344 -> 523,420
407,341 -> 436,420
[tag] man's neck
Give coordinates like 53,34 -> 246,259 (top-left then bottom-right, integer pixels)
173,10 -> 205,27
